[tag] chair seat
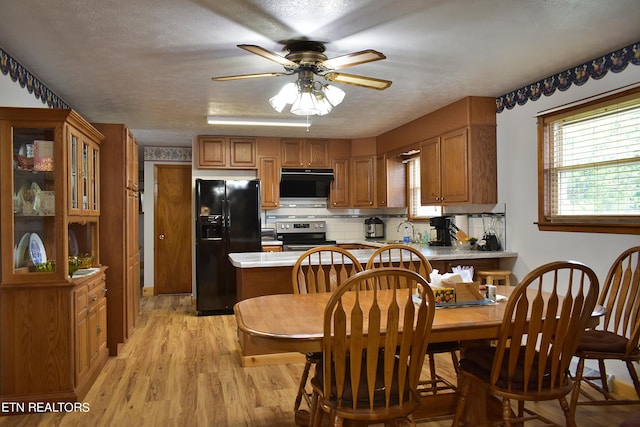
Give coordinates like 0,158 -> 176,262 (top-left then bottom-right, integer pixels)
306,351 -> 323,362
427,341 -> 460,353
577,329 -> 629,354
459,346 -> 553,391
314,350 -> 410,407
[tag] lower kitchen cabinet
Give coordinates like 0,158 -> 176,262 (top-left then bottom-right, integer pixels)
429,258 -> 499,280
75,271 -> 108,393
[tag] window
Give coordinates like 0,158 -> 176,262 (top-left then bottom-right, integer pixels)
537,86 -> 640,234
407,157 -> 441,220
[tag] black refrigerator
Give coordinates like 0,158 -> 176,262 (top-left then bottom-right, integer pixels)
195,179 -> 261,315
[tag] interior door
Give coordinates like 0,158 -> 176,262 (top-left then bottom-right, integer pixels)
154,164 -> 192,294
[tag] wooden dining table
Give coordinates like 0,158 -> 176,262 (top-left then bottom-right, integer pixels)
234,286 -> 604,425
234,285 -> 517,424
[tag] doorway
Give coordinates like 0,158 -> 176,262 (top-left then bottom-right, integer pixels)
154,164 -> 192,294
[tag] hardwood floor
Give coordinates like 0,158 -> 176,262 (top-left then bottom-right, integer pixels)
1,295 -> 639,426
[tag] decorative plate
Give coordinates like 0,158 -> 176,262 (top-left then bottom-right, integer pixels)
29,233 -> 47,265
14,233 -> 30,268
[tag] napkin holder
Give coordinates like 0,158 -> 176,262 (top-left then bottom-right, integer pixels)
453,282 -> 484,302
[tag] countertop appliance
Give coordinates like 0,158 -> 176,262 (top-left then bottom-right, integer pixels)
429,215 -> 452,246
195,179 -> 261,315
276,220 -> 337,251
279,168 -> 334,198
364,217 -> 385,239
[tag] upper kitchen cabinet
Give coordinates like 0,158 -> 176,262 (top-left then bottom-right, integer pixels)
376,154 -> 405,208
420,125 -> 496,205
376,96 -> 496,207
328,139 -> 350,208
281,138 -> 329,167
257,138 -> 281,210
350,156 -> 376,207
196,136 -> 256,169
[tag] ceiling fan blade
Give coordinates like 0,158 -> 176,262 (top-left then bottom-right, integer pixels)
320,49 -> 386,70
212,72 -> 288,81
238,44 -> 299,68
324,72 -> 392,90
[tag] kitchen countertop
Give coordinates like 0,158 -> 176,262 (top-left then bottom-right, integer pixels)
260,239 -> 282,246
229,243 -> 517,268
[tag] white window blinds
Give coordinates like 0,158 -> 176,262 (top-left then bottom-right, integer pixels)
542,93 -> 640,221
407,157 -> 441,219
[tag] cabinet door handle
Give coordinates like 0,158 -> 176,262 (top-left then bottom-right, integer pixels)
102,288 -> 108,295
91,294 -> 97,302
158,234 -> 165,240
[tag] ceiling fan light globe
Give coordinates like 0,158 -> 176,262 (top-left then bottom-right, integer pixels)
323,84 -> 345,106
269,82 -> 298,113
315,98 -> 333,115
291,91 -> 321,116
269,95 -> 288,113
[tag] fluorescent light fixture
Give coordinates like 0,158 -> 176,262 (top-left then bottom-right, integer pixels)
207,116 -> 310,128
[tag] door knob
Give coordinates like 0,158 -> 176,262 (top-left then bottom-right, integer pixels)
158,234 -> 165,240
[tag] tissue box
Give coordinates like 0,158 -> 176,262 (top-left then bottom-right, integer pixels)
453,282 -> 484,302
433,287 -> 455,304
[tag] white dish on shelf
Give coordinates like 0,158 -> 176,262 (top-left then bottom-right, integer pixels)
29,233 -> 47,265
14,233 -> 30,268
31,182 -> 42,213
68,229 -> 79,257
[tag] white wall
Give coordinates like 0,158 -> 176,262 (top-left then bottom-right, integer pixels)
0,73 -> 50,108
497,67 -> 640,386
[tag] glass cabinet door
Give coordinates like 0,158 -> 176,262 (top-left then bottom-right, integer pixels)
90,142 -> 100,214
69,131 -> 80,214
68,130 -> 99,216
82,140 -> 89,211
12,127 -> 58,275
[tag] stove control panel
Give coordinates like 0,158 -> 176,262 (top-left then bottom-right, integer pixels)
276,221 -> 326,234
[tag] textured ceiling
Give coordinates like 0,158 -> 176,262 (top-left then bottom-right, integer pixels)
1,0 -> 639,147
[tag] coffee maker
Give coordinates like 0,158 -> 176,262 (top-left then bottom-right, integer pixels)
429,216 -> 452,246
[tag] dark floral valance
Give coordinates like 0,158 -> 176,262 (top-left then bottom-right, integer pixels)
143,146 -> 192,162
0,46 -> 70,109
496,42 -> 640,113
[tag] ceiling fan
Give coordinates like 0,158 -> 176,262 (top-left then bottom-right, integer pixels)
212,40 -> 392,90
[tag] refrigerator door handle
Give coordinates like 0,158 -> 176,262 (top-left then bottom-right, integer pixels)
226,200 -> 231,228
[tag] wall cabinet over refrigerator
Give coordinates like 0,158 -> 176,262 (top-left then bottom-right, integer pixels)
196,136 -> 256,169
93,123 -> 140,356
0,107 -> 107,403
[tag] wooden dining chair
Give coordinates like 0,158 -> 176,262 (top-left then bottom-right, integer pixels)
291,246 -> 364,412
452,261 -> 599,427
309,268 -> 436,427
366,244 -> 460,396
570,246 -> 640,414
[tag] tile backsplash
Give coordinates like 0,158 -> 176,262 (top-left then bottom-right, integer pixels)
262,199 -> 506,247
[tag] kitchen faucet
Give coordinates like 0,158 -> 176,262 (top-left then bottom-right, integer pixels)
396,220 -> 415,242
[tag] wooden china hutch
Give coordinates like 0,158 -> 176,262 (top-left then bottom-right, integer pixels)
0,108 -> 108,404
